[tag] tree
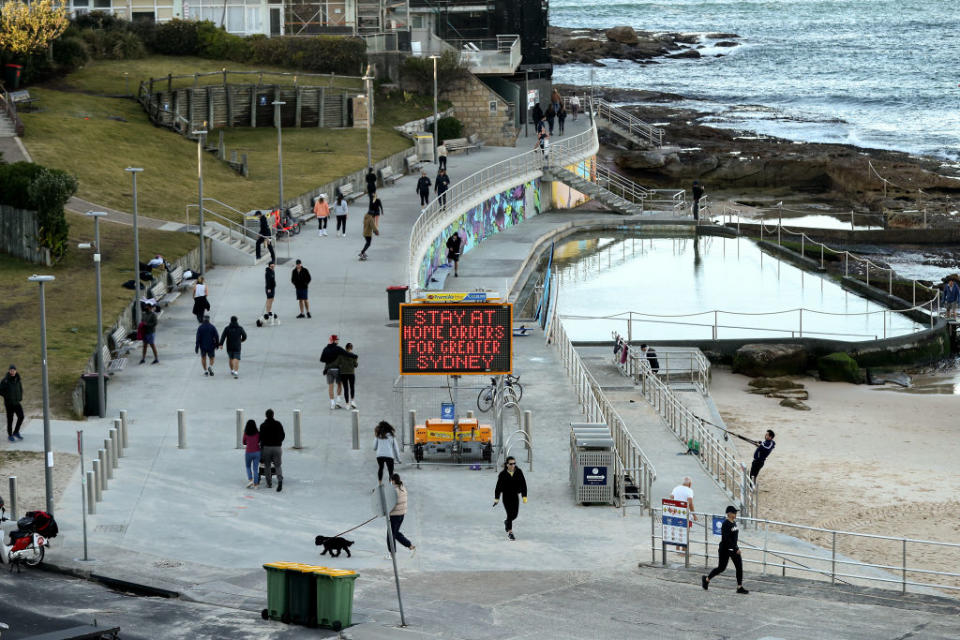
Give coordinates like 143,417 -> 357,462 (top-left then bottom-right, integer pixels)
0,0 -> 69,57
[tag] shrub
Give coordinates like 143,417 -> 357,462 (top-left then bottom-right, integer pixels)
52,35 -> 90,71
79,27 -> 107,58
0,162 -> 44,209
245,35 -> 366,75
399,51 -> 465,94
106,30 -> 146,60
197,22 -> 248,61
72,10 -> 127,32
152,19 -> 199,55
27,169 -> 77,261
437,116 -> 463,141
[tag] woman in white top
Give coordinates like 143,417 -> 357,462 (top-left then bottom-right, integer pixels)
192,276 -> 209,323
333,193 -> 349,237
437,142 -> 447,171
373,420 -> 401,483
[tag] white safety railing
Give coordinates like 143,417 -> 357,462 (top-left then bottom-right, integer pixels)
651,508 -> 960,595
612,332 -> 710,394
645,189 -> 687,215
595,164 -> 651,209
185,199 -> 257,244
408,103 -> 599,290
595,98 -> 664,147
449,35 -> 522,73
551,277 -> 657,512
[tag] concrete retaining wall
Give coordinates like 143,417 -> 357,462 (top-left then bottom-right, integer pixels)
729,222 -> 960,246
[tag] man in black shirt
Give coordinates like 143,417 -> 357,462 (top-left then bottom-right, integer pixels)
416,170 -> 432,207
263,262 -> 277,321
692,180 -> 705,221
365,167 -> 378,202
640,343 -> 660,374
435,169 -> 450,210
255,211 -> 276,262
750,430 -> 776,483
703,505 -> 748,594
219,315 -> 247,378
259,408 -> 285,491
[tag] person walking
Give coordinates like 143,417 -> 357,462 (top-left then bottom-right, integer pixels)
191,276 -> 210,323
264,262 -> 277,321
320,335 -> 348,409
557,103 -> 567,136
365,167 -> 378,202
435,168 -> 450,211
367,193 -> 384,232
291,259 -> 312,319
436,141 -> 447,171
703,506 -> 749,594
139,302 -> 159,365
255,211 -> 276,262
446,231 -> 462,277
531,103 -> 544,130
218,315 -> 247,378
544,103 -> 555,136
314,194 -> 330,237
387,473 -> 416,556
259,408 -> 285,492
535,131 -> 550,163
374,421 -> 401,483
333,193 -> 349,237
242,419 -> 261,488
195,315 -> 220,377
670,476 -> 697,524
640,343 -> 660,373
1,365 -> 24,442
569,95 -> 580,121
494,456 -> 527,540
692,180 -> 705,221
416,170 -> 432,207
359,209 -> 379,261
749,430 -> 776,483
943,278 -> 960,319
336,343 -> 358,409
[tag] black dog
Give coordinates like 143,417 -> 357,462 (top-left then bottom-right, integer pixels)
315,535 -> 354,558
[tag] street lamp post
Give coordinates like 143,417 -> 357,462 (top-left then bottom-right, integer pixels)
362,64 -> 374,170
429,55 -> 439,163
192,127 -> 208,274
272,101 -> 286,214
524,69 -> 530,138
80,211 -> 108,418
125,168 -> 143,327
28,274 -> 56,515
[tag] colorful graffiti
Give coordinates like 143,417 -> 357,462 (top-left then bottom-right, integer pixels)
419,179 -> 541,287
551,156 -> 595,209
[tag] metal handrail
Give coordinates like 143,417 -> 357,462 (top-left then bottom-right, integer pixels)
645,189 -> 686,215
613,333 -> 710,394
0,86 -> 24,137
594,98 -> 664,147
184,202 -> 256,244
651,508 -> 960,594
595,165 -> 651,207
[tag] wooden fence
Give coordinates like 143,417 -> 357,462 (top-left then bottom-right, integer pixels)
0,205 -> 51,266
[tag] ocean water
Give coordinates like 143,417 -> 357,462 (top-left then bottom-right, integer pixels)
551,0 -> 960,161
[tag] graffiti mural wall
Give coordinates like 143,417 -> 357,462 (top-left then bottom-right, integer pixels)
418,179 -> 542,287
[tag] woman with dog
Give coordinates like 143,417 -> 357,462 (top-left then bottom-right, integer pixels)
387,474 -> 416,556
493,456 -> 527,540
242,420 -> 260,488
373,421 -> 401,483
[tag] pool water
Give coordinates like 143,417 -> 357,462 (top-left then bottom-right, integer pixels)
553,234 -> 925,342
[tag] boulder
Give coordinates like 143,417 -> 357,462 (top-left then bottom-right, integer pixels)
606,26 -> 639,45
733,344 -> 809,377
817,352 -> 864,384
747,377 -> 805,391
779,398 -> 811,411
715,41 -> 739,47
768,389 -> 810,400
668,49 -> 701,59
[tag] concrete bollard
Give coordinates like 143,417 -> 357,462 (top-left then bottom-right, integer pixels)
113,419 -> 124,457
104,439 -> 114,479
407,410 -> 416,451
86,471 -> 96,514
351,410 -> 360,450
235,409 -> 244,449
178,409 -> 186,449
7,476 -> 17,519
293,409 -> 302,449
96,451 -> 107,491
523,410 -> 532,446
92,460 -> 103,501
109,429 -> 120,467
119,409 -> 129,448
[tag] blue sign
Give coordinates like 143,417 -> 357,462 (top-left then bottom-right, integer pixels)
440,402 -> 455,420
712,516 -> 725,537
583,466 -> 607,486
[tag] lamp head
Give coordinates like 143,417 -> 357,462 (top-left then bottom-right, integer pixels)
28,274 -> 55,283
78,243 -> 92,249
125,167 -> 144,173
85,211 -> 107,218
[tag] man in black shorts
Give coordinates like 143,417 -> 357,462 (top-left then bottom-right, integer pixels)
291,259 -> 312,319
219,315 -> 247,378
264,262 -> 277,321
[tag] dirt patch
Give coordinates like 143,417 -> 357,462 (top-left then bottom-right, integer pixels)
0,450 -> 79,513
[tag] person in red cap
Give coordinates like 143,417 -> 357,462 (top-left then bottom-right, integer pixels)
319,334 -> 348,409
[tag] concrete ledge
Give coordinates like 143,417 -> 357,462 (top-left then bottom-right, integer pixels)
756,239 -> 826,272
728,222 -> 960,246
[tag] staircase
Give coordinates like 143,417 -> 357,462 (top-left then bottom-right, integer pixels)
0,110 -> 16,138
545,167 -> 644,215
545,164 -> 687,216
595,99 -> 665,148
204,222 -> 263,266
356,0 -> 383,34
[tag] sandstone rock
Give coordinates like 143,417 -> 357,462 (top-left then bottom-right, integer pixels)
747,377 -> 805,390
817,352 -> 864,383
668,49 -> 701,59
768,389 -> 810,400
779,398 -> 811,411
606,26 -> 639,45
733,344 -> 809,377
707,33 -> 740,39
715,41 -> 739,47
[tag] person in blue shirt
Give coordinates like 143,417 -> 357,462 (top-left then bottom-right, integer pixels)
749,430 -> 776,483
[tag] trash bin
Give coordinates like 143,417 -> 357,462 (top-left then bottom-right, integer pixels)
569,422 -> 615,505
4,64 -> 22,90
262,562 -> 297,622
386,285 -> 409,321
81,373 -> 108,417
286,564 -> 318,627
314,568 -> 358,630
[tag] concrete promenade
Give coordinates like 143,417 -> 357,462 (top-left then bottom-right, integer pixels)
11,114 -> 960,638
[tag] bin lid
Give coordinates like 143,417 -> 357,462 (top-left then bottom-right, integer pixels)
386,285 -> 409,291
574,437 -> 615,448
263,562 -> 300,570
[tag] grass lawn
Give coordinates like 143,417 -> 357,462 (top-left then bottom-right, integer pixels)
21,57 -> 444,223
0,211 -> 197,417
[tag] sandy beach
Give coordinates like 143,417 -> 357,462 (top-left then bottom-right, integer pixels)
710,368 -> 960,587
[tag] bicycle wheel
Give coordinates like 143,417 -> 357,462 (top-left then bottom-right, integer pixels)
510,381 -> 523,403
477,387 -> 495,412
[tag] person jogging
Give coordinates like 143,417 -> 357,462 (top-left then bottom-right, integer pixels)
1,364 -> 24,442
255,211 -> 276,262
416,170 -> 432,207
263,262 -> 277,321
749,430 -> 776,483
703,506 -> 749,594
195,315 -> 220,376
313,194 -> 330,237
493,456 -> 527,540
333,193 -> 349,237
219,315 -> 247,378
291,259 -> 312,319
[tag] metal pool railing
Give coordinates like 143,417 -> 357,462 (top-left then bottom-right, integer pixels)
611,332 -> 710,394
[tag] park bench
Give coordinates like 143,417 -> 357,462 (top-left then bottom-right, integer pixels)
150,279 -> 180,308
379,166 -> 402,186
444,137 -> 469,154
287,203 -> 307,222
101,344 -> 126,374
22,623 -> 120,640
9,89 -> 38,111
467,133 -> 484,150
337,182 -> 365,203
110,325 -> 134,356
168,265 -> 188,291
405,154 -> 423,173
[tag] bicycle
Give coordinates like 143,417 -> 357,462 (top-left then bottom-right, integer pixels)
476,374 -> 523,412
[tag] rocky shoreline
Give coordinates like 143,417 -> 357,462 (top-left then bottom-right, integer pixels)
549,25 -> 740,66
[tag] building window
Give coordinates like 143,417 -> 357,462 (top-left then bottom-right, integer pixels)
489,101 -> 497,114
412,15 -> 424,29
93,0 -> 110,7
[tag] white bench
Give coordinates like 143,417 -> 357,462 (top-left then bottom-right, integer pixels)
405,155 -> 423,173
288,203 -> 306,221
111,325 -> 133,356
337,182 -> 365,203
101,344 -> 127,374
467,133 -> 484,150
445,137 -> 478,155
151,280 -> 180,308
379,166 -> 402,185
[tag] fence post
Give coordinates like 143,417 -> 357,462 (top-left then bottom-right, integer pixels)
713,310 -> 718,340
293,409 -> 302,449
7,476 -> 16,519
799,309 -> 803,338
831,531 -> 837,584
627,312 -> 632,343
801,235 -> 804,257
407,410 -> 416,451
352,409 -> 360,450
109,429 -> 119,467
523,410 -> 532,446
820,244 -> 824,269
902,538 -> 907,594
86,470 -> 96,514
844,252 -> 849,277
97,449 -> 108,490
912,280 -> 916,307
120,409 -> 128,448
177,409 -> 186,449
236,409 -> 244,449
866,263 -> 870,287
888,270 -> 892,295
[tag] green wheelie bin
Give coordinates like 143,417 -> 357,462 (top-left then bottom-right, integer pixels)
314,568 -> 359,630
287,564 -> 319,626
261,562 -> 298,622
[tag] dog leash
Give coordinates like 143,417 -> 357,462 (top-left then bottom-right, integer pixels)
331,515 -> 379,539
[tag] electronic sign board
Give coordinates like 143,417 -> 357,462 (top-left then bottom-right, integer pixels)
399,303 -> 512,375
